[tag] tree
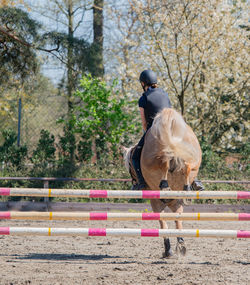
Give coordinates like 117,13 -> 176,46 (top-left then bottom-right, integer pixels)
0,6 -> 42,145
29,0 -> 92,114
0,7 -> 40,85
29,0 -> 105,113
70,74 -> 135,161
0,129 -> 27,168
109,0 -> 249,151
29,0 -> 105,163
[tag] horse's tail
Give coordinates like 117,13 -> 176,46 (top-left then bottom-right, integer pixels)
122,146 -> 133,172
151,108 -> 199,164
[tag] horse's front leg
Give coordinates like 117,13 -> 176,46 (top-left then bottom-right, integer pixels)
151,200 -> 173,258
173,203 -> 187,256
160,220 -> 174,258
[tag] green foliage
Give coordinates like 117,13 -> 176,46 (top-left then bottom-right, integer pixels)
77,139 -> 92,162
0,129 -> 27,168
71,74 -> 135,159
0,130 -> 248,205
200,138 -> 219,171
31,129 -> 56,167
240,142 -> 250,169
199,138 -> 249,181
57,126 -> 76,169
30,127 -> 77,177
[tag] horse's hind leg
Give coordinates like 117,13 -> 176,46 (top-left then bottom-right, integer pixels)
175,220 -> 186,256
176,236 -> 186,256
159,160 -> 171,190
183,163 -> 191,191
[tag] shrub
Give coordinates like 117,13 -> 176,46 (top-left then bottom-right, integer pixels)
0,129 -> 27,168
31,129 -> 56,167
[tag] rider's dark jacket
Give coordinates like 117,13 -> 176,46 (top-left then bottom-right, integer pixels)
138,87 -> 172,129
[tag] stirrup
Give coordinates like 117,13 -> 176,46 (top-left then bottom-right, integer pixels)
131,184 -> 138,190
132,183 -> 147,190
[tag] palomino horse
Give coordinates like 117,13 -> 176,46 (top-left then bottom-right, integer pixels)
124,108 -> 202,258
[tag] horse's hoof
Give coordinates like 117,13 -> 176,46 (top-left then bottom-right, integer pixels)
161,187 -> 171,191
176,242 -> 187,256
183,184 -> 191,191
159,180 -> 170,190
162,250 -> 174,259
183,199 -> 192,206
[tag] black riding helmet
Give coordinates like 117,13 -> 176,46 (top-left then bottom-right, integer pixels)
139,70 -> 157,86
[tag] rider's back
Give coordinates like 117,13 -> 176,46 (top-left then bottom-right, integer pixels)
141,87 -> 171,128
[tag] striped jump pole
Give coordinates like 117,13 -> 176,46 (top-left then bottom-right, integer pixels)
1,211 -> 250,221
0,188 -> 249,199
0,227 -> 249,238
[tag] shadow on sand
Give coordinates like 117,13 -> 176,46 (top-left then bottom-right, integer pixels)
3,253 -> 137,265
14,253 -> 123,261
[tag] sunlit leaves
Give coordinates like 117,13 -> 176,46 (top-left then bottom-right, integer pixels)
108,0 -> 249,152
70,74 -> 136,156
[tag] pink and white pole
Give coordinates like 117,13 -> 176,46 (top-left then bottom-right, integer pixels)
1,211 -> 250,221
0,188 -> 249,199
0,227 -> 249,238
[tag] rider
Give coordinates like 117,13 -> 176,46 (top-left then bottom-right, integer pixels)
132,69 -> 204,191
132,70 -> 171,190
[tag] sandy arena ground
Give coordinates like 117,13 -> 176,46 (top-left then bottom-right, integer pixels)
0,214 -> 249,285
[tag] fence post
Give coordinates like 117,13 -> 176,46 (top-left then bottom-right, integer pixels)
43,180 -> 49,211
17,98 -> 22,147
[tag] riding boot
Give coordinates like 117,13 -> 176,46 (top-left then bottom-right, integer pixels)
191,179 -> 204,191
132,158 -> 147,190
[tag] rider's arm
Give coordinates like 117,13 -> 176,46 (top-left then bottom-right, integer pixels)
140,107 -> 147,132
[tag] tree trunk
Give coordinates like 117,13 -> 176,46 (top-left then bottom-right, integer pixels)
91,0 -> 104,162
92,0 -> 104,78
67,0 -> 74,114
